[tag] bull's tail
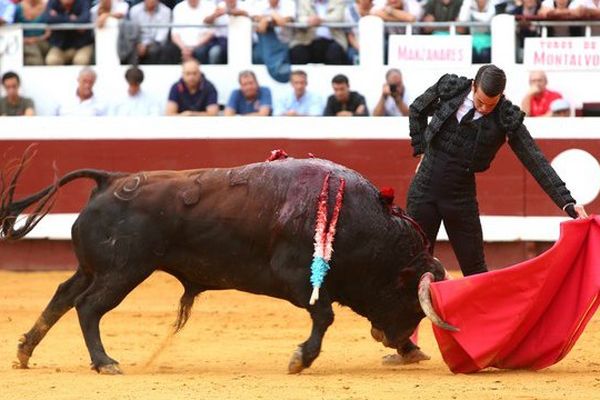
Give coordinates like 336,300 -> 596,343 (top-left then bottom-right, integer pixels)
0,145 -> 115,240
173,284 -> 202,333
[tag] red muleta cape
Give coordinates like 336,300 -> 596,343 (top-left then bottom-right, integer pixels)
430,216 -> 600,373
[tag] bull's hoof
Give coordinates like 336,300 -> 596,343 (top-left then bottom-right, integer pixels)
15,335 -> 31,369
382,349 -> 431,366
288,347 -> 305,374
12,360 -> 28,369
96,363 -> 123,375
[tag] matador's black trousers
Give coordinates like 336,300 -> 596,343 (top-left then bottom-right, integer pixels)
406,149 -> 488,277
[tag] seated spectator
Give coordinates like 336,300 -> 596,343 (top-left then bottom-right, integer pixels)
56,67 -> 108,116
572,0 -> 600,35
521,70 -> 562,117
290,0 -> 348,65
166,59 -> 219,116
92,0 -> 129,28
371,0 -> 419,26
0,0 -> 15,25
251,0 -> 295,82
14,0 -> 50,65
494,0 -> 519,14
538,0 -> 581,36
274,70 -> 322,116
458,0 -> 495,63
550,98 -> 571,117
0,72 -> 35,116
110,66 -> 160,116
204,0 -> 251,64
511,0 -> 542,62
171,0 -> 219,64
44,0 -> 94,65
224,70 -> 272,116
128,0 -> 176,64
344,0 -> 374,64
421,0 -> 463,34
373,68 -> 409,116
323,74 -> 368,116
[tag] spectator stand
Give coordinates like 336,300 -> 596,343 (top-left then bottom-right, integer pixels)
1,15 -> 600,115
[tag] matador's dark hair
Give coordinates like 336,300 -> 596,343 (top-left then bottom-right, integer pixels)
474,64 -> 506,97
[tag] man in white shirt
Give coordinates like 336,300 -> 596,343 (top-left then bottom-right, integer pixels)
171,0 -> 219,63
56,67 -> 108,116
373,68 -> 410,116
129,0 -> 174,64
290,0 -> 348,65
110,67 -> 160,116
274,70 -> 322,116
252,0 -> 296,43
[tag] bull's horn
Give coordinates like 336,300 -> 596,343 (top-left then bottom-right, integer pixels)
418,272 -> 459,332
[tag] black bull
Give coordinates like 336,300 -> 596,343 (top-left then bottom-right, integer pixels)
1,149 -> 454,374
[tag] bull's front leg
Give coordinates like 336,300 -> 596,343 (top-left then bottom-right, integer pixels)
288,293 -> 334,374
371,326 -> 431,365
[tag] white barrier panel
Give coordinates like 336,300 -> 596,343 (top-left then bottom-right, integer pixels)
387,34 -> 472,68
524,37 -> 600,70
20,213 -> 569,242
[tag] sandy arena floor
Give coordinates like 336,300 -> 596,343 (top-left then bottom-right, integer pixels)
1,270 -> 599,400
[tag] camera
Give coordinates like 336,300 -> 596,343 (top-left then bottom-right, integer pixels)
389,84 -> 397,93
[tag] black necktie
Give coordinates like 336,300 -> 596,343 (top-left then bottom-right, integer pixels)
460,107 -> 476,124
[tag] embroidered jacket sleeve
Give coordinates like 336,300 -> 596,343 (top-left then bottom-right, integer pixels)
501,101 -> 576,214
408,73 -> 469,157
408,78 -> 441,157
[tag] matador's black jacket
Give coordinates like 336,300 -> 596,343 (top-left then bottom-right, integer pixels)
408,73 -> 576,215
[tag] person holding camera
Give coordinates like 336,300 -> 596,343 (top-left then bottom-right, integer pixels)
373,68 -> 410,116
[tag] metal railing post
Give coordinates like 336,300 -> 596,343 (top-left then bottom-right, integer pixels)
94,17 -> 120,68
358,16 -> 384,68
491,14 -> 516,68
228,16 -> 253,67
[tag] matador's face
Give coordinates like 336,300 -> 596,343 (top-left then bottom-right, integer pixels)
472,84 -> 502,116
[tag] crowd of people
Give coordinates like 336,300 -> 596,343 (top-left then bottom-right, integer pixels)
0,62 -> 574,116
0,0 -> 598,68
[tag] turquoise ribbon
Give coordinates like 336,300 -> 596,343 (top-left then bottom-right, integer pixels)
310,256 -> 330,289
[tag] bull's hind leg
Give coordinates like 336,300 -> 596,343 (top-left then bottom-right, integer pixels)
288,292 -> 334,374
15,269 -> 91,369
75,268 -> 152,374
